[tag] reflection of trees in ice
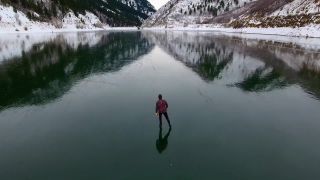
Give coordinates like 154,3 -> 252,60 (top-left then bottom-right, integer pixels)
143,31 -> 267,83
143,31 -> 236,81
0,32 -> 154,110
196,51 -> 233,81
143,31 -> 320,98
233,37 -> 320,97
0,32 -> 104,63
233,67 -> 288,92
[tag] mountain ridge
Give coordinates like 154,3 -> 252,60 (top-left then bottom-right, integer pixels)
0,0 -> 156,31
142,0 -> 320,29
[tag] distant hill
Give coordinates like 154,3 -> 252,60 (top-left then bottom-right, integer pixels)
0,0 -> 156,28
142,0 -> 320,28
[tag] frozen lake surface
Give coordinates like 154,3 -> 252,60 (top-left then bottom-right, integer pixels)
0,31 -> 320,180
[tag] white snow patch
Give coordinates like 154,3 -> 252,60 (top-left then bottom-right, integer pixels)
0,4 -> 110,34
62,11 -> 102,29
271,0 -> 320,16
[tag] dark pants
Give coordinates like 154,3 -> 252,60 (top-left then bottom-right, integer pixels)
159,112 -> 171,128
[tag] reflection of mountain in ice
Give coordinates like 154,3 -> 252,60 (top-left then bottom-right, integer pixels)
144,31 -> 267,83
144,31 -> 320,97
1,31 -> 320,110
0,32 -> 104,63
0,32 -> 154,110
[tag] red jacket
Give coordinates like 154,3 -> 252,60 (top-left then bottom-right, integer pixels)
156,100 -> 168,113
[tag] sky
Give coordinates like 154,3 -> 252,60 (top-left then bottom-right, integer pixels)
148,0 -> 170,9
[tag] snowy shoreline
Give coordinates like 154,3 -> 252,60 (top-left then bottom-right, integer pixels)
2,26 -> 319,51
2,25 -> 320,39
0,27 -> 139,34
142,25 -> 320,39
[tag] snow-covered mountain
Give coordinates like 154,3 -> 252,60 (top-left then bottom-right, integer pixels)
230,0 -> 320,28
143,0 -> 257,27
0,0 -> 156,32
143,0 -> 320,28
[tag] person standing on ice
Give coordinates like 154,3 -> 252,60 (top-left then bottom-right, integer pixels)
155,94 -> 171,129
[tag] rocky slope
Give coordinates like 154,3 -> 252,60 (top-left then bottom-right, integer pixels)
0,0 -> 155,31
143,0 -> 320,28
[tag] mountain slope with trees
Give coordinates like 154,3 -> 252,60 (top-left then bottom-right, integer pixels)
142,0 -> 320,29
0,0 -> 156,28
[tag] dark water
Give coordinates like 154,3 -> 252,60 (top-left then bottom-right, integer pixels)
0,31 -> 320,180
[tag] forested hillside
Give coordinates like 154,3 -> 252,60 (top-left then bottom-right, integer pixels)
143,0 -> 320,29
143,0 -> 255,27
0,0 -> 155,27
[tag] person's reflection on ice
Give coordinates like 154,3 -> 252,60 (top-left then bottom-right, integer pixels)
156,127 -> 171,154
